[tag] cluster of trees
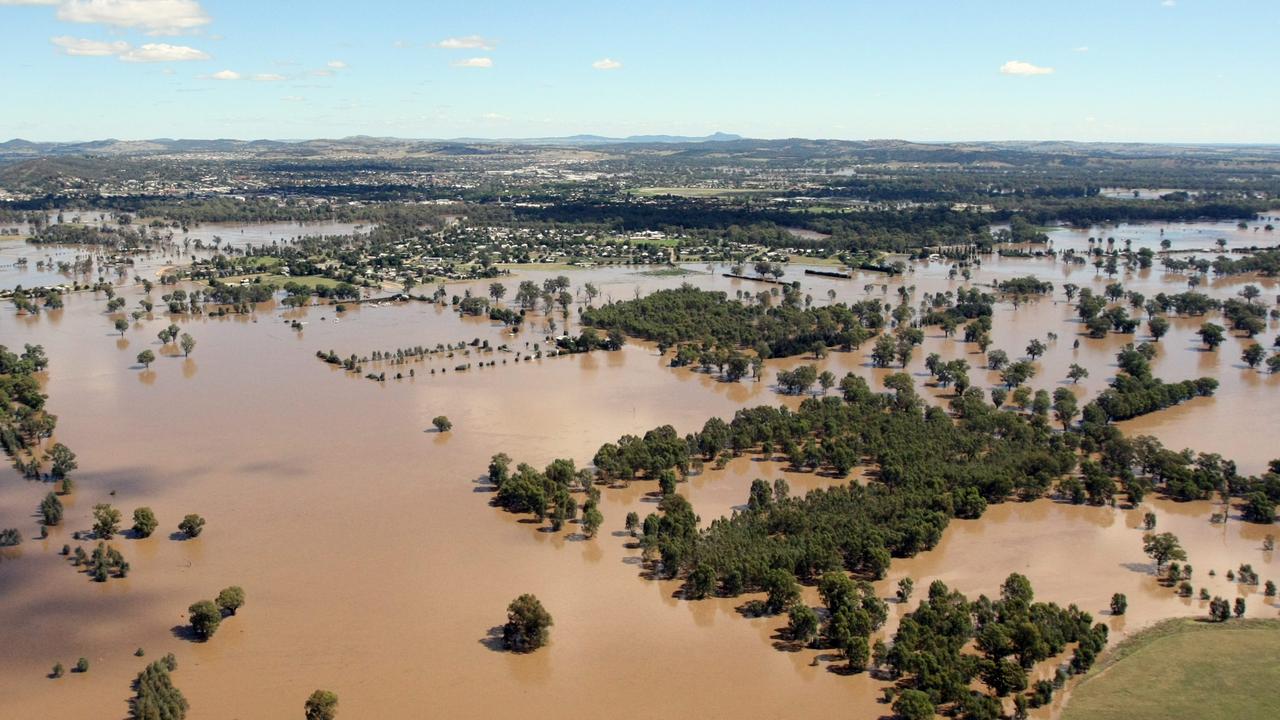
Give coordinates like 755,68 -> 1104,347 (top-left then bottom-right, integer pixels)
995,275 -> 1054,296
69,541 -> 129,582
129,654 -> 186,720
188,586 -> 245,640
783,571 -> 886,670
0,343 -> 56,470
8,286 -> 64,315
159,327 -> 197,359
553,327 -> 625,354
589,375 -> 1077,592
489,454 -> 604,537
776,365 -> 837,396
29,222 -> 156,250
1120,437 -> 1273,505
1208,248 -> 1280,277
580,284 -> 886,360
1081,344 -> 1217,424
887,575 -> 1108,717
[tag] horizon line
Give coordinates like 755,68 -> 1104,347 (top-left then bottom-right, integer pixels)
4,134 -> 1280,148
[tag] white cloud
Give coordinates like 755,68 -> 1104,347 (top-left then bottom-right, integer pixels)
56,0 -> 212,36
1161,0 -> 1175,6
208,69 -> 239,80
281,95 -> 304,102
252,72 -> 285,81
436,35 -> 494,50
1073,46 -> 1089,52
999,60 -> 1054,76
309,68 -> 333,76
51,34 -> 207,62
592,57 -> 622,70
51,34 -> 128,55
481,112 -> 507,121
326,59 -> 346,69
452,57 -> 492,68
119,42 -> 208,62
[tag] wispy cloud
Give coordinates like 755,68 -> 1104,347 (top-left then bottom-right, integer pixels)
1161,0 -> 1176,6
207,69 -> 239,80
999,60 -> 1054,76
51,34 -> 208,62
326,59 -> 346,69
436,35 -> 494,50
56,0 -> 212,36
1073,46 -> 1089,53
120,42 -> 209,62
252,72 -> 285,81
452,57 -> 492,68
592,57 -> 622,70
51,34 -> 128,56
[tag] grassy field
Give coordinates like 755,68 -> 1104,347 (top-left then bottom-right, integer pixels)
239,257 -> 283,271
628,236 -> 682,247
494,262 -> 584,273
216,273 -> 346,288
1062,618 -> 1280,720
788,254 -> 846,267
631,187 -> 775,198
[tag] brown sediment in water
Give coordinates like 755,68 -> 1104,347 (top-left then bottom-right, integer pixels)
0,230 -> 1277,718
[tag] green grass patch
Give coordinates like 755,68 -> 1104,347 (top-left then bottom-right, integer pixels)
215,273 -> 345,289
629,236 -> 682,247
240,257 -> 283,271
788,254 -> 846,267
1063,618 -> 1280,720
494,262 -> 585,272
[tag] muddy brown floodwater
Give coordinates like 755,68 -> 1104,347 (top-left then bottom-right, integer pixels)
0,231 -> 1277,719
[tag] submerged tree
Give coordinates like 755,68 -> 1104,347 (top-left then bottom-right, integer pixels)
132,507 -> 158,537
502,594 -> 553,652
178,514 -> 206,538
216,586 -> 246,616
188,600 -> 221,640
305,690 -> 339,720
92,503 -> 122,539
39,492 -> 63,526
129,659 -> 188,720
1142,532 -> 1186,571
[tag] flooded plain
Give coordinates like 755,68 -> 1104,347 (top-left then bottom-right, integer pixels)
0,220 -> 1278,718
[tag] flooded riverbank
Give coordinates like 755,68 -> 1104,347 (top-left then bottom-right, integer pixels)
0,224 -> 1277,718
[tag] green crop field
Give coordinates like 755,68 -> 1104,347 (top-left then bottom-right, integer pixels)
1062,618 -> 1280,720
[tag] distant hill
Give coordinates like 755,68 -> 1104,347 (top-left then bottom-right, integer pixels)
0,132 -> 744,159
496,132 -> 744,145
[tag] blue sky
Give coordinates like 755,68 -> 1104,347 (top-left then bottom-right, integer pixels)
1,0 -> 1277,142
